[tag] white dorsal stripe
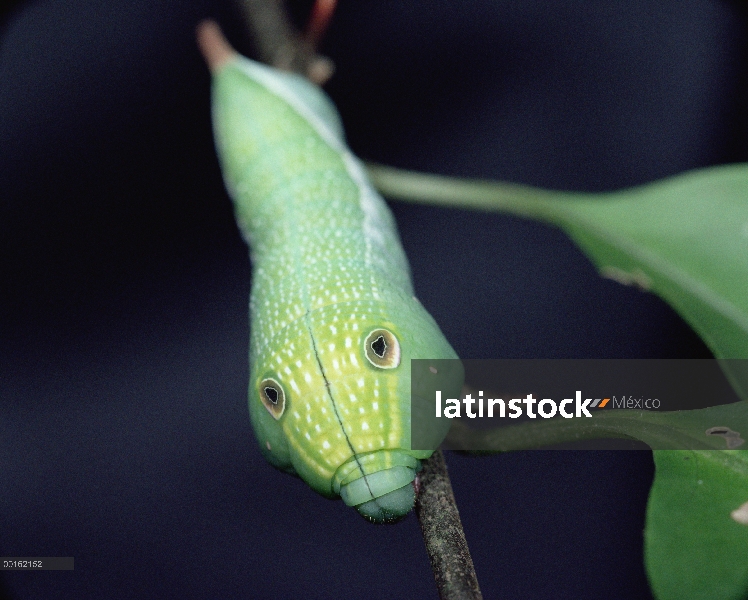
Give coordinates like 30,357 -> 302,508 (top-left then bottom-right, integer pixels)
233,56 -> 346,153
232,55 -> 402,273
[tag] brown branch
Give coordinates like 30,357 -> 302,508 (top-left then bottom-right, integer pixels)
232,0 -> 334,83
415,450 -> 483,600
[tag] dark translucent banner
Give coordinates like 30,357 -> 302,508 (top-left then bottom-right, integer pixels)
410,359 -> 748,451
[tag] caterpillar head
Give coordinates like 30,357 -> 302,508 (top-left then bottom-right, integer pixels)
335,453 -> 420,523
248,299 -> 463,523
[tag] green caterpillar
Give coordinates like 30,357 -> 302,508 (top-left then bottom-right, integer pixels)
199,23 -> 462,522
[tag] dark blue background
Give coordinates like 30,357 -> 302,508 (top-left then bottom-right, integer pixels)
1,1 -> 745,598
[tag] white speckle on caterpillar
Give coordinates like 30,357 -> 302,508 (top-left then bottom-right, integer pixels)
731,501 -> 748,525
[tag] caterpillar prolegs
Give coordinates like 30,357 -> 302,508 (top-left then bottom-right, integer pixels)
198,22 -> 462,522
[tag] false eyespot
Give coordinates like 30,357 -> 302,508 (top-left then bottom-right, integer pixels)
364,329 -> 401,369
259,378 -> 286,419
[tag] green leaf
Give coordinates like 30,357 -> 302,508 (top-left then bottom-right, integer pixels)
366,163 -> 748,366
445,401 -> 748,453
366,162 -> 748,598
446,403 -> 748,599
646,450 -> 748,600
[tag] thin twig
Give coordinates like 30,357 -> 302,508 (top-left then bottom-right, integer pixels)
415,450 -> 483,600
233,0 -> 334,83
365,161 -> 578,222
